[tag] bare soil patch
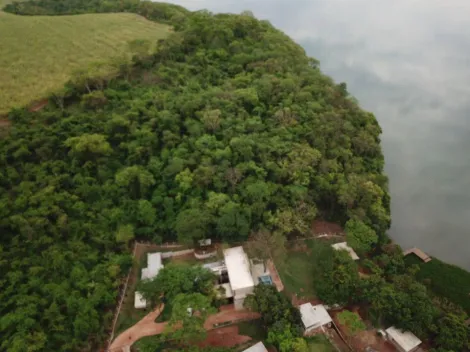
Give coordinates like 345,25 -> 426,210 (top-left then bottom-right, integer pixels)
198,326 -> 252,348
312,220 -> 344,236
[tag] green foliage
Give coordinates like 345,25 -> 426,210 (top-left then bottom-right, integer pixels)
375,244 -> 406,276
305,335 -> 336,352
345,219 -> 377,254
267,326 -> 308,352
435,313 -> 469,351
0,7 -> 390,351
406,257 -> 470,315
244,284 -> 302,332
115,224 -> 134,245
337,310 -> 366,336
64,133 -> 111,158
246,229 -> 287,265
365,274 -> 438,337
3,0 -> 189,27
137,264 -> 216,306
312,245 -> 360,305
165,293 -> 216,344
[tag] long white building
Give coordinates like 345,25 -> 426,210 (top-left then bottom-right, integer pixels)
135,252 -> 164,309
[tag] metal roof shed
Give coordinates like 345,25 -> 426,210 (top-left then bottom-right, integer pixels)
242,342 -> 268,352
142,252 -> 163,280
300,303 -> 332,334
386,326 -> 422,352
332,242 -> 360,260
134,291 -> 147,309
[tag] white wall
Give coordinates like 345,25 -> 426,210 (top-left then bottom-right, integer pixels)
233,286 -> 254,310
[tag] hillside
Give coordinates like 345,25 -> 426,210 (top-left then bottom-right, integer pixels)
0,11 -> 170,114
0,4 -> 391,352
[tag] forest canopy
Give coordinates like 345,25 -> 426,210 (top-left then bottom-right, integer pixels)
0,3 -> 390,351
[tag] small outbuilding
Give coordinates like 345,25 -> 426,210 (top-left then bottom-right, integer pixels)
242,341 -> 268,352
134,292 -> 147,309
332,242 -> 360,260
299,303 -> 332,335
385,326 -> 422,352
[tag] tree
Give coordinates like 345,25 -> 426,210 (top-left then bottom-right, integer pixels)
175,207 -> 212,244
137,264 -> 216,307
115,165 -> 155,199
435,313 -> 469,351
246,229 -> 286,270
215,201 -> 251,240
64,133 -> 112,159
366,274 -> 438,336
115,224 -> 134,248
375,244 -> 405,276
345,219 -> 378,255
267,326 -> 308,352
313,246 -> 360,305
165,293 -> 216,344
244,285 -> 302,331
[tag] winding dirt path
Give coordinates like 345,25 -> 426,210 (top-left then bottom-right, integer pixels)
109,305 -> 260,352
109,304 -> 166,351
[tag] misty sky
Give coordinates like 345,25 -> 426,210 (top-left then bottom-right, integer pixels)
169,0 -> 470,269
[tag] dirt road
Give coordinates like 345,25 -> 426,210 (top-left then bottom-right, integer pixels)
109,305 -> 260,351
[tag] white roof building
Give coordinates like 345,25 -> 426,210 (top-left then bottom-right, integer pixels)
134,292 -> 147,309
224,246 -> 255,310
224,246 -> 255,292
243,342 -> 268,352
135,252 -> 164,309
141,252 -> 163,279
386,326 -> 422,352
203,260 -> 227,275
300,303 -> 332,334
332,242 -> 360,260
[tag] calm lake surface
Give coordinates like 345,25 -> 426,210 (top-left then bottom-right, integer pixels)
170,0 -> 470,270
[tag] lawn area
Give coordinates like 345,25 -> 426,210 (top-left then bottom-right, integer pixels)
275,239 -> 331,298
277,251 -> 316,297
405,255 -> 470,314
306,335 -> 336,352
0,11 -> 170,114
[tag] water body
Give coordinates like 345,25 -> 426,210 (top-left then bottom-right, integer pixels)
170,0 -> 470,270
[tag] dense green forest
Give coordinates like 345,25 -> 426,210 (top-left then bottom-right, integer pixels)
3,0 -> 190,27
0,1 -> 391,351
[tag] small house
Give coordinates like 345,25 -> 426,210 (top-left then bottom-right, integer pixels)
299,303 -> 332,335
385,326 -> 422,352
332,242 -> 359,260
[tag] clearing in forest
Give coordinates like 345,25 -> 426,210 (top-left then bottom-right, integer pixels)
0,11 -> 170,114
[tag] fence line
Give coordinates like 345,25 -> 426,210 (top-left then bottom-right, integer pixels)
105,242 -> 195,350
161,248 -> 194,258
106,243 -> 137,350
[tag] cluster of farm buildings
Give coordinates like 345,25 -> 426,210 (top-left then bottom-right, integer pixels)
134,242 -> 423,352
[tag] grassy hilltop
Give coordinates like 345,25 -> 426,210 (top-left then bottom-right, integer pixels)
0,11 -> 169,114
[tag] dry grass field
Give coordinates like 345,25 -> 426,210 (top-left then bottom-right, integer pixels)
0,11 -> 170,113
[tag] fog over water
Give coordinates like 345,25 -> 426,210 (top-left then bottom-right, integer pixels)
170,0 -> 470,269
